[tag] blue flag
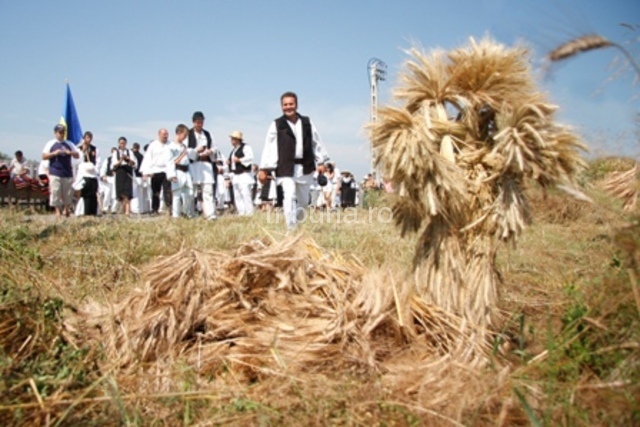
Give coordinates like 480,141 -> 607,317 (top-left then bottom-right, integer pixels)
60,83 -> 83,145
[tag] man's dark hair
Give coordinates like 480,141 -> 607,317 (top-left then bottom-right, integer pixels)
119,137 -> 127,143
132,143 -> 140,150
280,91 -> 298,104
83,131 -> 93,138
192,111 -> 205,121
15,150 -> 23,157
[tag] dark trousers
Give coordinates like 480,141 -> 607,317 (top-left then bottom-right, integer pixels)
83,196 -> 98,215
81,177 -> 99,215
151,173 -> 172,213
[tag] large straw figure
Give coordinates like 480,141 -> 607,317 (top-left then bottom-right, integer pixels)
369,37 -> 586,325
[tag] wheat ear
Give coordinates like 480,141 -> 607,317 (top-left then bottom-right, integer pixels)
548,34 -> 640,78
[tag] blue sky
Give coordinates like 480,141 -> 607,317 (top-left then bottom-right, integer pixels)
0,0 -> 638,179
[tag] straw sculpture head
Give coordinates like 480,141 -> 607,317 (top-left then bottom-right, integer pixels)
369,36 -> 586,325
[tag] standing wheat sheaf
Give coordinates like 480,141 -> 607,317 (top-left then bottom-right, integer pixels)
368,37 -> 587,326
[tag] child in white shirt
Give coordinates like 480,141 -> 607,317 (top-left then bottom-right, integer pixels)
166,124 -> 194,218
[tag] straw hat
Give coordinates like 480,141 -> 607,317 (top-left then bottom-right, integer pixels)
229,131 -> 244,140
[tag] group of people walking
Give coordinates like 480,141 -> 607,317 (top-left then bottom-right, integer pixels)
39,91 -> 336,229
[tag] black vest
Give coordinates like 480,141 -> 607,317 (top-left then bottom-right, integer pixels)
229,143 -> 252,174
106,157 -> 114,177
81,143 -> 98,165
275,114 -> 315,177
115,149 -> 133,173
133,151 -> 144,177
188,128 -> 212,163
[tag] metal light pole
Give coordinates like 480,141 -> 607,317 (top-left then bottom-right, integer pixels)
368,57 -> 386,178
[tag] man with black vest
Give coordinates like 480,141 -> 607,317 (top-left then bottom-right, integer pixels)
227,130 -> 254,216
74,131 -> 100,216
259,91 -> 329,229
187,111 -> 218,220
78,131 -> 99,165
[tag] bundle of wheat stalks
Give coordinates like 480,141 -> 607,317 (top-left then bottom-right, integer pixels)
603,163 -> 639,212
66,235 -> 489,389
369,37 -> 586,325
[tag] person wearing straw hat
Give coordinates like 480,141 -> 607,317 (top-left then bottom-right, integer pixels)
187,111 -> 218,220
42,124 -> 80,219
259,91 -> 330,229
227,130 -> 255,216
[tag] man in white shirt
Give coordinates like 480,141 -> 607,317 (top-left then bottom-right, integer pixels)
100,148 -> 118,214
187,111 -> 218,220
227,130 -> 255,216
259,91 -> 329,229
9,150 -> 30,179
140,129 -> 171,215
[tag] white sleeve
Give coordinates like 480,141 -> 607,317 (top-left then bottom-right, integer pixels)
72,175 -> 85,191
100,159 -> 108,176
42,140 -> 55,155
241,145 -> 254,167
310,120 -> 329,164
260,121 -> 278,169
165,147 -> 177,180
187,146 -> 198,161
130,150 -> 138,169
95,149 -> 101,176
166,164 -> 176,181
211,146 -> 222,164
139,144 -> 151,175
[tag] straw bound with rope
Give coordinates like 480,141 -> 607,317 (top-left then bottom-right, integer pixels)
368,37 -> 586,325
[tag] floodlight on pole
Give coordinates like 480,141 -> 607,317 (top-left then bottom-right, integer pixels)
368,57 -> 386,176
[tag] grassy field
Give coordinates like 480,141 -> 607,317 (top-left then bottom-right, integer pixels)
1,166 -> 638,426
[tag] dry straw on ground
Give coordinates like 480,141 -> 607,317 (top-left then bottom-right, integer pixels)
66,235 -> 491,398
369,36 -> 586,326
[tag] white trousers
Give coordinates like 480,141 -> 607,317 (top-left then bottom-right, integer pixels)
101,177 -> 118,213
131,176 -> 150,214
276,172 -> 313,229
196,182 -> 216,219
232,173 -> 254,216
171,170 -> 194,218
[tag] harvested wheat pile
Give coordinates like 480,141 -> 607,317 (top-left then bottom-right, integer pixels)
66,235 -> 490,389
